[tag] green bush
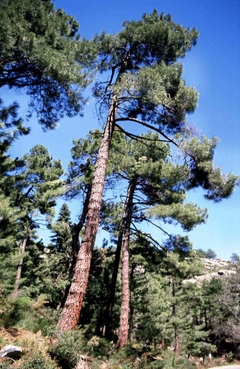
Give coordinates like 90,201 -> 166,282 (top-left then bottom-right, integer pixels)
175,357 -> 196,369
226,351 -> 234,362
147,353 -> 196,369
2,297 -> 33,327
87,337 -> 111,357
50,330 -> 87,369
0,360 -> 12,369
19,351 -> 56,369
2,295 -> 59,333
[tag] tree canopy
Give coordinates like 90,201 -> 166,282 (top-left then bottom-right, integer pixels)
0,0 -> 96,128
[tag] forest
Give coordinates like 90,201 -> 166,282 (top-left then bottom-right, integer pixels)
0,0 -> 240,368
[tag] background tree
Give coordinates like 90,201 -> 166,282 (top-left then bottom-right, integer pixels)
212,272 -> 240,357
0,144 -> 64,297
230,253 -> 240,265
45,203 -> 73,309
0,0 -> 96,128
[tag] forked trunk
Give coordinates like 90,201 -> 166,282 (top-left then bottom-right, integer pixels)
57,101 -> 116,331
117,180 -> 136,348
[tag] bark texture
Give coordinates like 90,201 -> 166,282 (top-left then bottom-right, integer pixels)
118,180 -> 136,348
57,102 -> 116,331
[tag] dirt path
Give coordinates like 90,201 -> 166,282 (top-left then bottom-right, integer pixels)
208,366 -> 240,369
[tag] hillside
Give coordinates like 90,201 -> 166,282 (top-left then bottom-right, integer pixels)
186,257 -> 236,285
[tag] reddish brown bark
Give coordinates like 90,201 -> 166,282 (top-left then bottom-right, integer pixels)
105,219 -> 124,338
57,102 -> 116,331
105,183 -> 132,338
117,180 -> 136,348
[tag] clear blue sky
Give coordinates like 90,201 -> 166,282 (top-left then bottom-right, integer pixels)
7,0 -> 240,259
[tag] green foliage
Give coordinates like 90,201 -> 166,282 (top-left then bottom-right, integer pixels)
80,246 -> 118,334
230,252 -> 240,264
1,296 -> 33,327
19,351 -> 56,369
198,342 -> 216,359
149,202 -> 207,231
212,272 -> 240,346
0,0 -> 96,128
96,10 -> 198,69
205,248 -> 217,259
50,330 -> 87,369
0,294 -> 59,333
67,130 -> 103,193
175,357 -> 196,369
94,10 -> 201,147
0,143 -> 65,297
226,351 -> 234,362
0,100 -> 29,271
149,350 -> 175,369
183,136 -> 239,201
0,362 -> 11,369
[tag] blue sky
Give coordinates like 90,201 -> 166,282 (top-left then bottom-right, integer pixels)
6,0 -> 240,259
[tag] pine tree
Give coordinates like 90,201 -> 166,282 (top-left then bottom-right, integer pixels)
0,0 -> 96,128
212,272 -> 240,352
50,203 -> 72,254
0,144 -> 64,297
105,130 -> 207,345
40,203 -> 73,309
58,11 -> 238,331
155,248 -> 205,359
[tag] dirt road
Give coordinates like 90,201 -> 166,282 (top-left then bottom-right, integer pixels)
208,366 -> 240,369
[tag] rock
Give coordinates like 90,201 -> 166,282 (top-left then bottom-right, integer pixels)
0,345 -> 22,359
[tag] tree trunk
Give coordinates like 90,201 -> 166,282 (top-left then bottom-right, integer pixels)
117,180 -> 136,348
105,200 -> 128,338
12,235 -> 28,298
57,101 -> 117,331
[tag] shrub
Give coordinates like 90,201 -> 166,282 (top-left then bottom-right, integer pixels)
226,351 -> 234,362
50,330 -> 87,369
0,360 -> 12,369
18,351 -> 56,369
2,297 -> 33,327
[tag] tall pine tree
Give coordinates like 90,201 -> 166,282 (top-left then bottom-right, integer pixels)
58,11 -> 237,331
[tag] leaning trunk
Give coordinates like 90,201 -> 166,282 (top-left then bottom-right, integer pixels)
57,101 -> 117,331
117,179 -> 136,348
12,235 -> 28,298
